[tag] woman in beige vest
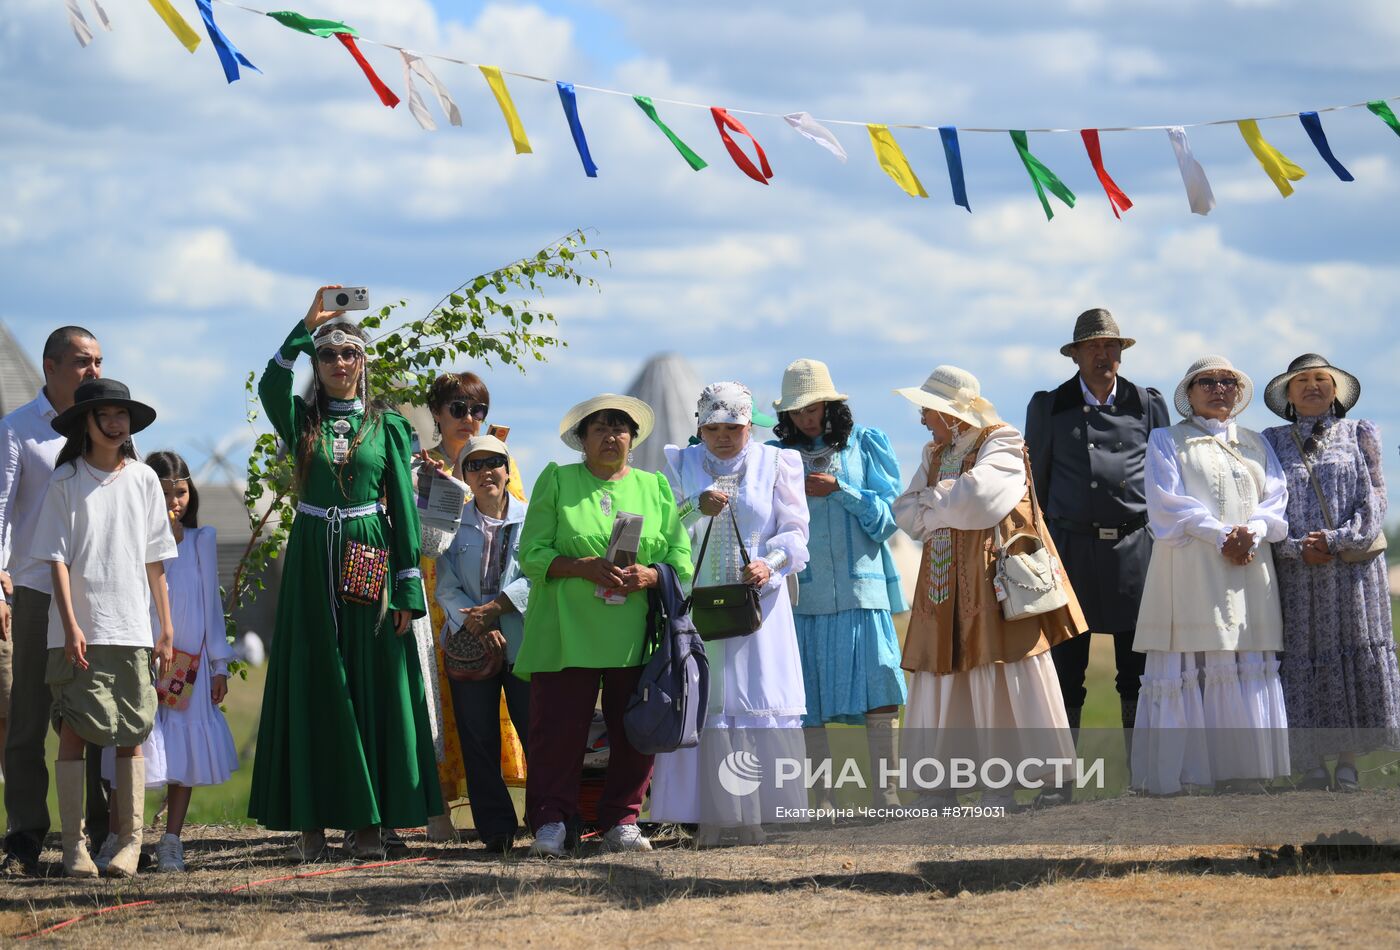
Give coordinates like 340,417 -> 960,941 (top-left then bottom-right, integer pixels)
1132,356 -> 1290,795
893,366 -> 1085,808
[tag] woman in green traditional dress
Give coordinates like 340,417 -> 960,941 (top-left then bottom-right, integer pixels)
248,286 -> 441,862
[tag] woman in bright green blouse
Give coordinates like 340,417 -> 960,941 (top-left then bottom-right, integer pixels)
248,286 -> 441,862
515,394 -> 692,856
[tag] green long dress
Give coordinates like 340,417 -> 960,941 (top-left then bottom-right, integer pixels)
247,322 -> 443,831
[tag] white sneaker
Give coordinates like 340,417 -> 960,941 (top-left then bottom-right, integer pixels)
94,833 -> 120,873
602,823 -> 652,853
529,822 -> 567,858
155,833 -> 186,872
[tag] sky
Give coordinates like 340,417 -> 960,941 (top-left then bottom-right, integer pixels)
4,0 -> 1400,512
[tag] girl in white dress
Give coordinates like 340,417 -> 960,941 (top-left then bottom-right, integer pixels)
1132,356 -> 1291,795
648,382 -> 810,847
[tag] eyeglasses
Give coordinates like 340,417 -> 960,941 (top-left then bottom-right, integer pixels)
462,454 -> 508,472
447,400 -> 489,421
1302,420 -> 1327,455
1193,376 -> 1238,392
316,347 -> 363,365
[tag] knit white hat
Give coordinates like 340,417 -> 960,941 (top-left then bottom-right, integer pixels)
558,394 -> 655,451
1173,355 -> 1254,418
894,365 -> 1001,429
772,358 -> 849,413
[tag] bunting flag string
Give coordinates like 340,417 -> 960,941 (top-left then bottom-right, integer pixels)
196,0 -> 259,84
1079,129 -> 1132,218
145,0 -> 202,53
64,0 -> 112,48
938,127 -> 970,212
402,51 -> 461,131
56,0 -> 1400,219
783,112 -> 848,162
336,33 -> 399,108
634,96 -> 707,170
712,108 -> 773,185
1167,126 -> 1215,216
1237,119 -> 1306,197
867,125 -> 927,197
556,82 -> 599,177
479,66 -> 532,154
1298,112 -> 1353,182
1010,130 -> 1076,220
1366,99 -> 1400,139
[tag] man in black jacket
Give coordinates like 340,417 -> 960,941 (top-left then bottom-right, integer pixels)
1024,309 -> 1169,804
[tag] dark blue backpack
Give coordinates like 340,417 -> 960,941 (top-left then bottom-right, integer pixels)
623,563 -> 709,755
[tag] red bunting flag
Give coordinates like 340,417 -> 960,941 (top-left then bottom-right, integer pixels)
1080,129 -> 1132,218
334,32 -> 399,108
711,107 -> 773,185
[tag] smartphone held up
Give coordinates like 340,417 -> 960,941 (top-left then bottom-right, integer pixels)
322,286 -> 370,311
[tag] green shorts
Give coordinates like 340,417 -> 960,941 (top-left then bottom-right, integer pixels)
46,646 -> 157,747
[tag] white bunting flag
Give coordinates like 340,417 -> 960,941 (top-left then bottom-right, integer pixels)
1167,126 -> 1215,216
401,50 -> 462,131
784,111 -> 848,162
65,0 -> 112,48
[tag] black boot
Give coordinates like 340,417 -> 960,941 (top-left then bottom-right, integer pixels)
1035,706 -> 1081,807
1120,698 -> 1137,762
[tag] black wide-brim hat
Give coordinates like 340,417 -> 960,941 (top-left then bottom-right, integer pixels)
1263,353 -> 1361,419
51,378 -> 157,437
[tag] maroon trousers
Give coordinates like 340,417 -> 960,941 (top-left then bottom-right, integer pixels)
525,666 -> 653,833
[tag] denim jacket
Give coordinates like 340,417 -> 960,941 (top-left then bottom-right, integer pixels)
434,497 -> 531,664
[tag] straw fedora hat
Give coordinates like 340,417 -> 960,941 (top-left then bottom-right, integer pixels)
51,378 -> 157,438
894,365 -> 1001,429
1263,353 -> 1361,419
1172,355 -> 1253,418
558,394 -> 655,451
772,359 -> 849,413
1060,308 -> 1136,358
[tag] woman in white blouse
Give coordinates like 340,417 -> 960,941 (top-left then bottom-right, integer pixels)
648,382 -> 810,848
893,367 -> 1085,808
1132,355 -> 1291,795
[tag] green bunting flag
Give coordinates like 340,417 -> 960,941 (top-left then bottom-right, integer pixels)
266,11 -> 358,38
634,96 -> 707,171
1367,100 -> 1400,138
1009,130 -> 1076,220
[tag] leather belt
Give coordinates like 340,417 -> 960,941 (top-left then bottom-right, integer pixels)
1049,514 -> 1147,541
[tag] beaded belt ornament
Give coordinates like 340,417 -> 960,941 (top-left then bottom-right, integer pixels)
340,540 -> 390,605
155,648 -> 201,711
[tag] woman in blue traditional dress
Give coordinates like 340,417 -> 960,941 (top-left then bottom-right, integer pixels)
767,360 -> 907,807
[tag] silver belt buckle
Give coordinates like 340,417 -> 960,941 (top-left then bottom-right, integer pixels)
1098,527 -> 1120,541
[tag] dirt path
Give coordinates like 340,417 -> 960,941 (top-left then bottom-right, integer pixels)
4,793 -> 1399,946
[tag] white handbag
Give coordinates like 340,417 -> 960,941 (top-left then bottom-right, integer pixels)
992,451 -> 1070,622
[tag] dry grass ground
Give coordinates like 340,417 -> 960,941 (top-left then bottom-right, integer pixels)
4,792 -> 1399,947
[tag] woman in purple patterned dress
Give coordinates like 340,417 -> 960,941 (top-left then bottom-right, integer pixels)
1262,354 -> 1400,792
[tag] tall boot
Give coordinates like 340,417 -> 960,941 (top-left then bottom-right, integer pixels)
804,727 -> 837,811
1120,698 -> 1137,765
1035,706 -> 1081,807
865,711 -> 902,808
104,755 -> 145,878
57,759 -> 98,878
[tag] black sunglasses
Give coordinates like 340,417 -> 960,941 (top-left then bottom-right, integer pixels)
447,400 -> 489,421
315,347 -> 363,364
462,454 -> 508,473
1302,420 -> 1327,455
1193,376 -> 1238,391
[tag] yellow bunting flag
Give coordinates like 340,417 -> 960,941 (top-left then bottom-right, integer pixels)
146,0 -> 201,53
1237,119 -> 1306,197
867,125 -> 927,197
479,65 -> 532,155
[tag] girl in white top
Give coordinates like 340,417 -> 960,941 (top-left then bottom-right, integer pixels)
649,382 -> 810,848
29,379 -> 178,879
1132,356 -> 1291,795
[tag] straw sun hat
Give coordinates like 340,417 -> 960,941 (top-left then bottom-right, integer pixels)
1172,355 -> 1254,418
1262,353 -> 1361,419
558,394 -> 655,451
772,359 -> 849,413
894,365 -> 1001,429
1059,307 -> 1136,358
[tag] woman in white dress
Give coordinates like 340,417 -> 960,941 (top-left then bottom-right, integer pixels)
892,367 -> 1084,808
649,382 -> 810,847
1132,356 -> 1291,795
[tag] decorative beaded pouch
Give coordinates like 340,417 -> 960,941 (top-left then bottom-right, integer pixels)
340,540 -> 390,606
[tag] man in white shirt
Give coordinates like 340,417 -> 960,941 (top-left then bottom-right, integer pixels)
0,326 -> 105,877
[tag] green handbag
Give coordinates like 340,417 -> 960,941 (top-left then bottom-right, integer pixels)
685,505 -> 763,641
